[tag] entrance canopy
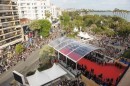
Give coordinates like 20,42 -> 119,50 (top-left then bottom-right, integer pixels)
27,64 -> 67,86
49,37 -> 101,62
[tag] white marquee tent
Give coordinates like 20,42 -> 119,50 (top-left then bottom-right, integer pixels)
27,64 -> 67,86
78,32 -> 93,40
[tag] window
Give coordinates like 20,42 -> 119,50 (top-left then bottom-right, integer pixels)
27,3 -> 30,5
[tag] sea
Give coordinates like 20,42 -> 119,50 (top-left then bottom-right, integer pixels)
87,12 -> 130,22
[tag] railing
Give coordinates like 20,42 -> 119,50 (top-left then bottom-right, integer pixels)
0,34 -> 22,44
5,33 -> 16,39
0,6 -> 12,10
2,23 -> 15,28
14,16 -> 19,20
0,1 -> 10,4
0,12 -> 13,16
12,2 -> 17,5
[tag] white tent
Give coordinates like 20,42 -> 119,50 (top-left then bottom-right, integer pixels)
73,27 -> 78,32
78,32 -> 93,40
27,64 -> 67,86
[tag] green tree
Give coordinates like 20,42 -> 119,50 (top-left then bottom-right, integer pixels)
15,44 -> 24,55
39,19 -> 51,37
73,16 -> 83,29
60,12 -> 70,32
29,20 -> 41,31
39,45 -> 55,64
117,23 -> 130,37
29,20 -> 41,37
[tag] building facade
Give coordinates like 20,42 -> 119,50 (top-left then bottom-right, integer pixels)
17,0 -> 61,20
0,0 -> 24,51
50,3 -> 62,20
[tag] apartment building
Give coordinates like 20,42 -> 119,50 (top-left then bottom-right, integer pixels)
17,0 -> 61,20
50,3 -> 62,19
0,0 -> 24,50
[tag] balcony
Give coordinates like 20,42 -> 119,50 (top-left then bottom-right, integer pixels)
0,12 -> 13,17
3,28 -> 15,34
14,16 -> 19,21
0,6 -> 12,10
0,9 -> 18,12
13,12 -> 18,15
16,31 -> 21,35
5,32 -> 16,39
1,18 -> 14,22
15,21 -> 20,25
5,35 -> 22,44
0,1 -> 11,4
12,2 -> 17,5
16,27 -> 21,30
2,22 -> 15,28
0,36 -> 23,49
12,7 -> 18,10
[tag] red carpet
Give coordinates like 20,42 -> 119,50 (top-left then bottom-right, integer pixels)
78,58 -> 126,84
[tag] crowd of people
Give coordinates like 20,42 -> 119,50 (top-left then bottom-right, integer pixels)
89,35 -> 130,58
0,38 -> 42,74
57,78 -> 85,86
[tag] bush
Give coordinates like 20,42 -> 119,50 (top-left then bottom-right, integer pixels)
15,44 -> 24,55
38,62 -> 52,72
26,70 -> 36,76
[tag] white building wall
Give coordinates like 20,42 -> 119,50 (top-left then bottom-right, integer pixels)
16,0 -> 61,20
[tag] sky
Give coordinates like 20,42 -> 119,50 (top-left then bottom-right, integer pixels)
50,0 -> 130,10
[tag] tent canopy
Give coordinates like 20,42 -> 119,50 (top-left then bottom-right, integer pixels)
49,37 -> 101,62
27,64 -> 67,86
78,32 -> 93,40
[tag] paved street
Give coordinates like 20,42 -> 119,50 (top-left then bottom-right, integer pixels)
0,48 -> 40,86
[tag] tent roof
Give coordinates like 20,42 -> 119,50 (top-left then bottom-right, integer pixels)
78,32 -> 93,40
27,64 -> 67,86
49,37 -> 100,62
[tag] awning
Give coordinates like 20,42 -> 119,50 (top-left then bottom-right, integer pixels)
49,37 -> 100,62
27,63 -> 67,86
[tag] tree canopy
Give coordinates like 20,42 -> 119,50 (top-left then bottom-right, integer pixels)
39,19 -> 51,37
29,19 -> 51,37
15,44 -> 24,55
59,11 -> 130,37
29,20 -> 41,31
39,45 -> 55,64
